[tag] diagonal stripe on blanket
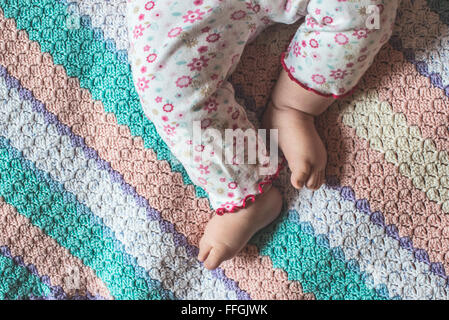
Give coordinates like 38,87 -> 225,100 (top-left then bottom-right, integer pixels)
0,0 -> 448,300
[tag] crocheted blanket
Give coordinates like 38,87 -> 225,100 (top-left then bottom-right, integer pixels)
0,0 -> 448,300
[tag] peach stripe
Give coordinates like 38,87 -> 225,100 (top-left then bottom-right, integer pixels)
0,199 -> 112,299
318,92 -> 449,273
0,12 -> 310,299
370,43 -> 449,151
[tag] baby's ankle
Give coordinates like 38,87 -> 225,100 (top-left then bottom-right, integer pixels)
269,99 -> 316,123
271,69 -> 334,116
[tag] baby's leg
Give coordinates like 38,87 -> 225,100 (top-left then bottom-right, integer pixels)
126,0 -> 282,270
264,70 -> 332,189
265,0 -> 399,190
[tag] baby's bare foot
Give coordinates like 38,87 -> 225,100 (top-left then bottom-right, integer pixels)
198,187 -> 282,270
263,100 -> 327,190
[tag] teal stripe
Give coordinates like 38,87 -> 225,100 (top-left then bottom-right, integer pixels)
251,212 -> 387,300
0,136 -> 172,300
0,253 -> 51,299
0,0 -> 207,198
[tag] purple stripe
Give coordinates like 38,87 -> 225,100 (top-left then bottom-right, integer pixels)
326,175 -> 449,285
389,35 -> 449,98
0,64 -> 250,300
0,245 -> 104,300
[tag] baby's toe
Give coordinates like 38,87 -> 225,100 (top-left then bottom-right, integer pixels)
290,162 -> 311,189
198,238 -> 212,263
203,244 -> 234,270
306,169 -> 322,190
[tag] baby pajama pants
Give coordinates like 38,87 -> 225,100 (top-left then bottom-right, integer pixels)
126,0 -> 399,214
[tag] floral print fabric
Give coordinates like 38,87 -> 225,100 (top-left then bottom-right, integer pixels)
126,0 -> 398,213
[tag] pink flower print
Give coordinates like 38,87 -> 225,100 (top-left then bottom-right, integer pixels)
201,118 -> 212,129
195,145 -> 205,152
136,77 -> 150,91
198,46 -> 208,53
193,0 -> 203,5
201,26 -> 211,33
155,96 -> 162,103
311,74 -> 326,85
334,33 -> 349,45
144,45 -> 151,52
183,9 -> 205,23
187,56 -> 209,71
204,98 -> 218,113
145,1 -> 155,10
352,28 -> 370,39
146,53 -> 157,63
228,182 -> 237,189
176,76 -> 192,88
163,124 -> 176,137
163,103 -> 174,112
322,16 -> 333,25
151,10 -> 163,19
246,2 -> 260,13
138,14 -> 145,21
168,27 -> 182,38
198,164 -> 210,175
311,52 -> 321,61
306,17 -> 318,28
330,69 -> 348,80
309,39 -> 319,48
206,33 -> 220,43
231,10 -> 246,20
198,177 -> 207,185
220,201 -> 238,212
133,24 -> 145,39
292,41 -> 302,57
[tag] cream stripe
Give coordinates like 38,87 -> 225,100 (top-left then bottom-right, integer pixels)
338,89 -> 449,213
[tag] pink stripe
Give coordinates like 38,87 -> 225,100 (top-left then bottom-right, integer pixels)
318,98 -> 449,274
374,43 -> 449,151
0,199 -> 112,299
0,12 -> 311,300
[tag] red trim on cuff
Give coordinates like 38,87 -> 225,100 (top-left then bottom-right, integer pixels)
215,159 -> 286,215
280,52 -> 358,99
